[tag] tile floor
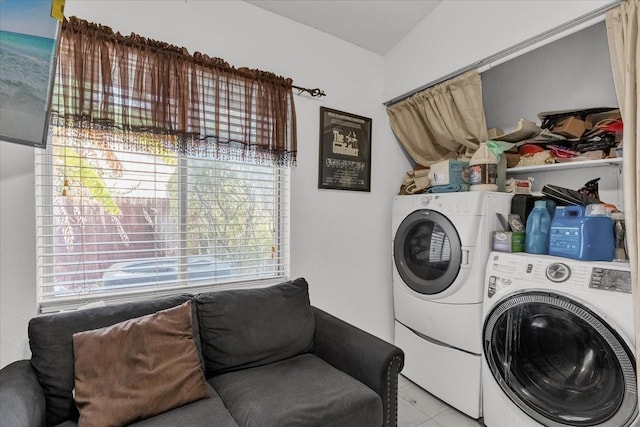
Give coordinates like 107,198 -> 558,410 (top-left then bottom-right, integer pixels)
398,375 -> 484,427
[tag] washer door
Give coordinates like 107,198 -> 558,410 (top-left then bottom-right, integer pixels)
393,209 -> 462,295
483,291 -> 638,427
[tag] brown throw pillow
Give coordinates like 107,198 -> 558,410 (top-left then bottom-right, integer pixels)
72,301 -> 210,427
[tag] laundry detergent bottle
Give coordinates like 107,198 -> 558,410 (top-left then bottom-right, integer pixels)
525,200 -> 551,254
469,142 -> 499,192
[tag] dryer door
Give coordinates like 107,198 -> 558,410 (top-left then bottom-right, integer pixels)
483,291 -> 638,427
393,209 -> 462,295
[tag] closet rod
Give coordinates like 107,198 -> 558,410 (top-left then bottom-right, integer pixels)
383,0 -> 623,107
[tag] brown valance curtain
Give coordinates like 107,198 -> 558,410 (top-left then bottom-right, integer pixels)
51,16 -> 297,165
386,70 -> 487,166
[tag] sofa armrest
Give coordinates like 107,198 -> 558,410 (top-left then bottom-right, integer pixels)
0,360 -> 46,427
311,307 -> 404,427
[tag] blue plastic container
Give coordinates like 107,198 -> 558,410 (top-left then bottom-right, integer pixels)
549,205 -> 615,261
525,200 -> 551,254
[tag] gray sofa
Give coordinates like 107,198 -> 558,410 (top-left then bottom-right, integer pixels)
0,278 -> 404,427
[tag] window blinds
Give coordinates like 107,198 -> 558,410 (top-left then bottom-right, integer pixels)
35,131 -> 289,312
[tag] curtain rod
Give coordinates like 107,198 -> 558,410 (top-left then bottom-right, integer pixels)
292,85 -> 326,98
383,0 -> 622,107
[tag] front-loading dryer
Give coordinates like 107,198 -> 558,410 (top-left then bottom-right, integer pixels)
392,191 -> 512,418
482,252 -> 638,427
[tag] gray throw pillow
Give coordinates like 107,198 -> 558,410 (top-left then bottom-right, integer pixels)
196,278 -> 315,376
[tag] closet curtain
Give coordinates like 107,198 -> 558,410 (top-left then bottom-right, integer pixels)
386,70 -> 487,166
606,0 -> 639,404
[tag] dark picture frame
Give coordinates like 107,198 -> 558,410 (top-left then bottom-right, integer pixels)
0,0 -> 60,148
318,107 -> 372,192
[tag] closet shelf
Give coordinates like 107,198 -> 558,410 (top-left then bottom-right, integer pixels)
506,157 -> 622,174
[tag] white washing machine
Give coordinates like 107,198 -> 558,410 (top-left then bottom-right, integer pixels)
482,252 -> 638,427
392,191 -> 513,419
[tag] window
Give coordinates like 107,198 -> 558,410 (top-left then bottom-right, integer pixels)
35,17 -> 295,312
36,127 -> 289,312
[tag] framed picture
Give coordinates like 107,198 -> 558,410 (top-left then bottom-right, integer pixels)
318,107 -> 372,192
0,0 -> 60,148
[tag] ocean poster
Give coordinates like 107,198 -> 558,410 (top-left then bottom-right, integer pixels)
0,0 -> 58,146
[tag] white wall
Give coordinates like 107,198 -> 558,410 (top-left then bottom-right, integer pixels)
0,0 -> 619,368
384,0 -> 615,103
482,20 -> 617,131
0,0 -> 409,367
0,142 -> 37,366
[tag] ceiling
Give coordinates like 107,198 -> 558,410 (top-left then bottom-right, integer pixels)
243,0 -> 442,55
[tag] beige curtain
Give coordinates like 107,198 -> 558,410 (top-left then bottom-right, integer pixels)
386,70 -> 487,167
606,0 -> 639,405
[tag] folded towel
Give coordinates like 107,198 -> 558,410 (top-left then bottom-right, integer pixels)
426,184 -> 469,193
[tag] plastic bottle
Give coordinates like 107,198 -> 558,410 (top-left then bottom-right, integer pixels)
525,200 -> 551,254
469,142 -> 499,192
610,212 -> 627,262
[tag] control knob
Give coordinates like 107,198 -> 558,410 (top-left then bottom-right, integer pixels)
546,262 -> 570,283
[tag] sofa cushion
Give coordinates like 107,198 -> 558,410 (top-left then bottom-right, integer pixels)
72,301 -> 210,427
196,278 -> 314,375
28,294 -> 194,427
210,353 -> 383,427
53,384 -> 238,427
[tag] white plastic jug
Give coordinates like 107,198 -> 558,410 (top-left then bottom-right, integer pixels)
469,142 -> 499,192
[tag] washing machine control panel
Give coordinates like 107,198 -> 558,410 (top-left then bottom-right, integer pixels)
589,268 -> 631,294
486,253 -> 632,297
